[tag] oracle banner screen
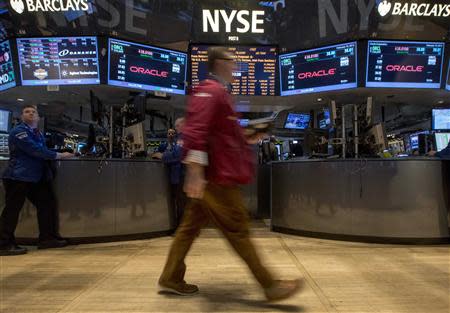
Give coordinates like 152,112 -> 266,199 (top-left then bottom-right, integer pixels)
108,38 -> 187,95
190,45 -> 276,96
279,42 -> 357,96
0,40 -> 16,92
366,41 -> 444,89
17,37 -> 100,86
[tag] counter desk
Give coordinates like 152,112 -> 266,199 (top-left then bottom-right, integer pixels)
0,158 -> 261,243
271,158 -> 450,244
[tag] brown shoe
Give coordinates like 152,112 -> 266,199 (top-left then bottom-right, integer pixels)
264,279 -> 304,302
158,280 -> 199,296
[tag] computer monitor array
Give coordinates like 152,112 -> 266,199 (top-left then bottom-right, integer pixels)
0,38 -> 448,96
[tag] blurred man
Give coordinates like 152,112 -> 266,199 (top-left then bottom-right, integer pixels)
0,105 -> 74,256
158,47 -> 303,301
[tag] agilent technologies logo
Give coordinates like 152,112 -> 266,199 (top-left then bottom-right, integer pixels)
10,0 -> 90,14
376,0 -> 450,17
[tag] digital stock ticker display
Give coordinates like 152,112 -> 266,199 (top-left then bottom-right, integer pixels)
0,40 -> 16,92
190,45 -> 277,96
279,42 -> 357,96
108,38 -> 187,95
17,37 -> 100,86
366,40 -> 445,89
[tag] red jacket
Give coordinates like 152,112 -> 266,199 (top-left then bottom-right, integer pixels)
183,79 -> 255,185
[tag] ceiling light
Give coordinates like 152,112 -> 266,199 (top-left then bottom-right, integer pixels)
17,98 -> 24,102
317,98 -> 323,102
437,100 -> 444,104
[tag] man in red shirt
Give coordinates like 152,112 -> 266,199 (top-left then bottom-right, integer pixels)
159,47 -> 302,302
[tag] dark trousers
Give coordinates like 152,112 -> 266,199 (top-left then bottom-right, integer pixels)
160,183 -> 274,288
0,179 -> 60,246
170,183 -> 186,227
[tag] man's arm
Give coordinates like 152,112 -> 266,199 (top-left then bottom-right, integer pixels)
12,130 -> 73,160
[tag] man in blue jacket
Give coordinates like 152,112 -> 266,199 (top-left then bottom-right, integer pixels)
0,105 -> 73,256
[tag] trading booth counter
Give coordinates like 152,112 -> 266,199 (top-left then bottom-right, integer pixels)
271,158 -> 450,243
0,158 -> 260,242
0,159 -> 173,242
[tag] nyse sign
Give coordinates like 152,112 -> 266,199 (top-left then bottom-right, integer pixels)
202,9 -> 265,33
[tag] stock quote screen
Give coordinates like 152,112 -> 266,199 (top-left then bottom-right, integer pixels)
190,45 -> 277,96
17,37 -> 100,86
366,41 -> 444,88
108,38 -> 187,95
279,42 -> 357,96
0,40 -> 16,92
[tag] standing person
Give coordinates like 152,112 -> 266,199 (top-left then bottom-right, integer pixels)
0,105 -> 74,256
154,118 -> 186,227
158,47 -> 303,301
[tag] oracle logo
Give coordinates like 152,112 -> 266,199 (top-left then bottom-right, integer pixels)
386,65 -> 424,72
129,66 -> 169,78
298,68 -> 336,79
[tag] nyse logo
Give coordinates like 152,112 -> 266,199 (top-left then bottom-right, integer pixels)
10,0 -> 89,14
202,9 -> 265,34
376,0 -> 450,17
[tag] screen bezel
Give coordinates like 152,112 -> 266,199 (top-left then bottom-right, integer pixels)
107,37 -> 188,95
16,36 -> 100,86
365,39 -> 445,89
0,39 -> 17,92
279,41 -> 358,96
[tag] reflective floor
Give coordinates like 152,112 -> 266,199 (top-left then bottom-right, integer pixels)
0,221 -> 449,313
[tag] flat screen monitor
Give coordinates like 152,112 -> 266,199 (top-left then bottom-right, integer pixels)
410,135 -> 419,150
366,40 -> 444,88
284,113 -> 310,130
0,109 -> 11,133
435,133 -> 450,152
108,38 -> 187,95
318,108 -> 331,129
432,108 -> 450,130
446,60 -> 450,91
190,45 -> 277,96
17,37 -> 100,86
238,119 -> 249,127
279,42 -> 357,96
0,40 -> 16,92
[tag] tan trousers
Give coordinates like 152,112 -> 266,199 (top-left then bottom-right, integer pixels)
159,183 -> 274,288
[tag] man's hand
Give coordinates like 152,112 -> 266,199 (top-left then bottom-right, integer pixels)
184,163 -> 207,199
56,152 -> 75,159
428,150 -> 437,157
151,152 -> 163,159
246,132 -> 269,145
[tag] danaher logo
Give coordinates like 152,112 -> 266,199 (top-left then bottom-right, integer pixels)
58,49 -> 70,57
129,66 -> 169,78
10,0 -> 25,14
377,0 -> 391,17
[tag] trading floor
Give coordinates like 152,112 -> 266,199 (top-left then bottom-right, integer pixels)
1,221 -> 449,313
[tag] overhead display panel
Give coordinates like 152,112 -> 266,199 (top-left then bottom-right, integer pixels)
366,40 -> 445,88
279,42 -> 357,96
17,36 -> 99,86
108,38 -> 187,95
190,45 -> 276,96
0,40 -> 16,92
